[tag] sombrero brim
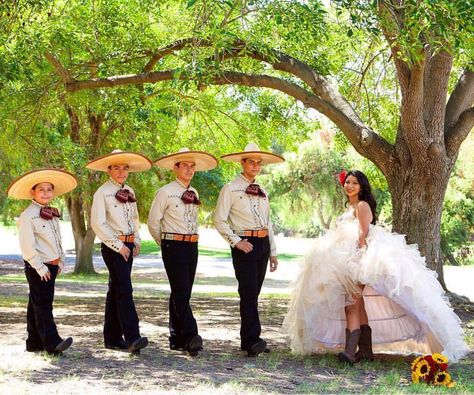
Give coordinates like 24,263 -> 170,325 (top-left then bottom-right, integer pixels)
221,151 -> 285,164
154,151 -> 218,171
7,169 -> 78,200
86,152 -> 152,172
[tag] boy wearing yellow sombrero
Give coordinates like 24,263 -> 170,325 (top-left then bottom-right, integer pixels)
148,148 -> 217,356
87,150 -> 151,353
215,143 -> 284,357
7,168 -> 77,354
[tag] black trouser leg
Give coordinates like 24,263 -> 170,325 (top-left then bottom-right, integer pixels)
231,237 -> 270,351
24,262 -> 62,353
101,242 -> 140,345
103,272 -> 125,345
161,240 -> 199,348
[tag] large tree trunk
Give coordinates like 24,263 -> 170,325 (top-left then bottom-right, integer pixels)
389,164 -> 450,289
66,194 -> 96,274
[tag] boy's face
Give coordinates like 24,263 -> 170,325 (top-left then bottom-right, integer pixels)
173,161 -> 196,184
241,158 -> 262,180
107,164 -> 129,185
31,182 -> 54,205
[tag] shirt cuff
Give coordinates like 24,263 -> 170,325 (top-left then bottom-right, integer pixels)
35,264 -> 49,277
104,239 -> 124,252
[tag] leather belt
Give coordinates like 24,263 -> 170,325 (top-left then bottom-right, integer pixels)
118,234 -> 135,243
45,258 -> 60,265
235,229 -> 269,238
162,233 -> 199,243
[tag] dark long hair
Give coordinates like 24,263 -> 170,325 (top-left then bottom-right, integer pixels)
343,170 -> 377,224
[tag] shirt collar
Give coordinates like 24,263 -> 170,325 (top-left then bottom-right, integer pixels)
31,200 -> 46,208
108,178 -> 124,188
240,174 -> 255,184
175,178 -> 189,189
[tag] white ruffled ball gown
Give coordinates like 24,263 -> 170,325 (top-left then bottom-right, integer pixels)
282,207 -> 468,362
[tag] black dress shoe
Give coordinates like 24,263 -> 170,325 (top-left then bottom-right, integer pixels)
53,337 -> 73,353
105,340 -> 128,350
128,336 -> 148,353
186,335 -> 203,356
247,339 -> 267,357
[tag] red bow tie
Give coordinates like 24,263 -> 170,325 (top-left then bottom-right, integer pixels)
40,207 -> 60,220
246,184 -> 266,198
115,189 -> 137,203
181,190 -> 201,205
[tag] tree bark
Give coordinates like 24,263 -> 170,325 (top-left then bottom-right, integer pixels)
388,162 -> 450,289
66,193 -> 96,274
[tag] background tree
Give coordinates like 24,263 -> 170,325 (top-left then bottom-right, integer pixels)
1,1 -> 473,285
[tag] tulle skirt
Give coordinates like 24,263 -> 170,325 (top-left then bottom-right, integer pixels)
282,222 -> 468,362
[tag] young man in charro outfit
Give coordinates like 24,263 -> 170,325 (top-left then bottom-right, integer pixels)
7,168 -> 78,354
87,149 -> 151,353
147,148 -> 217,356
214,143 -> 284,357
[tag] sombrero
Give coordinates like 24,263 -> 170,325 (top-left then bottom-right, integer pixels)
221,143 -> 284,164
154,148 -> 218,171
86,149 -> 152,172
7,168 -> 78,200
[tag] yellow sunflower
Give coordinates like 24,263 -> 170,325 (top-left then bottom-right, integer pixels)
433,371 -> 451,386
411,372 -> 420,384
432,353 -> 448,364
411,356 -> 423,371
414,360 -> 431,378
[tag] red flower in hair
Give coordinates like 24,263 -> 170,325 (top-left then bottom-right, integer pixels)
338,171 -> 347,186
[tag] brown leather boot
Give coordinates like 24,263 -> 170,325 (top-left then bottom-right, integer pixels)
355,324 -> 374,362
338,328 -> 361,364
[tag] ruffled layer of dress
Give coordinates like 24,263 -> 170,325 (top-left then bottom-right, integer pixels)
282,209 -> 468,362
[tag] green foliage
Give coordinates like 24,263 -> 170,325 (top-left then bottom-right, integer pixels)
265,133 -> 349,235
441,135 -> 474,265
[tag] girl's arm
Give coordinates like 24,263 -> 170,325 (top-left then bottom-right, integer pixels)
355,201 -> 373,249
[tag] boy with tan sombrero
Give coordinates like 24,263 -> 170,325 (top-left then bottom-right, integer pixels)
7,168 -> 77,354
87,149 -> 151,353
215,143 -> 284,357
147,148 -> 217,356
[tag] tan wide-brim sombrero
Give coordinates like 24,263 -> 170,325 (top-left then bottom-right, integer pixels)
221,143 -> 285,164
86,149 -> 152,172
7,168 -> 78,200
154,148 -> 218,171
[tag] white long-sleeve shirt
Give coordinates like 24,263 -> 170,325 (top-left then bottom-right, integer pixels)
18,200 -> 65,276
214,174 -> 276,256
147,179 -> 199,244
91,178 -> 141,252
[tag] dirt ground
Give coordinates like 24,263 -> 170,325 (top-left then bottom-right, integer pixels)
0,259 -> 473,394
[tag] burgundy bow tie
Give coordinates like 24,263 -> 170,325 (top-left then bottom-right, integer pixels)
115,189 -> 137,203
181,190 -> 201,205
40,207 -> 60,220
246,184 -> 266,198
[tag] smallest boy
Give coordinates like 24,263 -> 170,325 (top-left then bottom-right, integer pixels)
7,168 -> 78,354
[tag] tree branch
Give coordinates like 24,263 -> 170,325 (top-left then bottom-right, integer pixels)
445,107 -> 474,158
143,38 -> 208,73
445,69 -> 474,128
44,52 -> 74,83
423,50 -> 452,143
399,58 -> 430,159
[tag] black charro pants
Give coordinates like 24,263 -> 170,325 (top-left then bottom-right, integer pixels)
101,242 -> 141,346
161,240 -> 199,348
231,236 -> 270,350
24,261 -> 63,353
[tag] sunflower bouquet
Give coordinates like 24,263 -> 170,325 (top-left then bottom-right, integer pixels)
411,353 -> 455,387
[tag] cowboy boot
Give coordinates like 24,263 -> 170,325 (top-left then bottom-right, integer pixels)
338,328 -> 361,364
355,324 -> 374,362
